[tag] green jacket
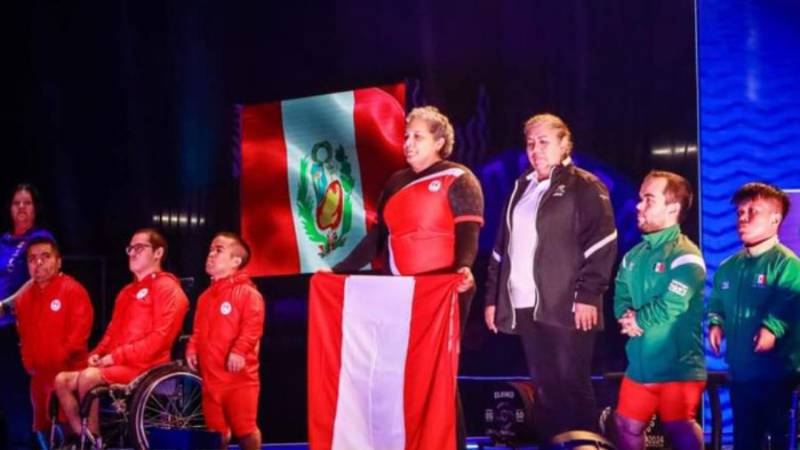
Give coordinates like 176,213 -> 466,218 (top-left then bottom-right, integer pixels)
708,242 -> 800,381
614,225 -> 707,382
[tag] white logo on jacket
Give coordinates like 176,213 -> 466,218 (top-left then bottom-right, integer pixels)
50,299 -> 62,312
220,301 -> 232,315
721,281 -> 730,290
553,184 -> 567,197
136,288 -> 149,300
668,280 -> 689,297
428,180 -> 442,192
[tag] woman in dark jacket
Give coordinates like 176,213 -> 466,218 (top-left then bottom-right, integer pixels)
484,113 -> 617,443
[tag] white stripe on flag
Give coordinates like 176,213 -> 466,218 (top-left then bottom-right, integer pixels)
282,92 -> 368,273
332,276 -> 415,450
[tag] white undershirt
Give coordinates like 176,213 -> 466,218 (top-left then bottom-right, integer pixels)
508,177 -> 550,309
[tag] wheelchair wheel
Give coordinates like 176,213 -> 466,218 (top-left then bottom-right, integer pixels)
128,363 -> 205,449
98,391 -> 131,449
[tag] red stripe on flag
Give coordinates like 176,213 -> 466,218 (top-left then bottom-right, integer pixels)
240,102 -> 300,276
404,275 -> 461,450
353,85 -> 406,228
307,273 -> 346,450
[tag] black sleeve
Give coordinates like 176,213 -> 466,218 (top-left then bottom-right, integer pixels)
574,177 -> 618,306
454,222 -> 480,269
449,170 -> 484,270
484,196 -> 510,307
448,171 -> 485,221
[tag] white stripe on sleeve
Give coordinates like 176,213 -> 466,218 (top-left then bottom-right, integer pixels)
671,254 -> 706,272
583,230 -> 618,259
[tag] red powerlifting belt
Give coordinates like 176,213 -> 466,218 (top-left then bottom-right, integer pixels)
383,168 -> 465,275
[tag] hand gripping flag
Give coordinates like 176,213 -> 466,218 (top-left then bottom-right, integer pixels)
308,273 -> 461,450
240,84 -> 406,276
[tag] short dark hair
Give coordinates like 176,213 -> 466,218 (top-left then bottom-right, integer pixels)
26,236 -> 60,258
645,170 -> 694,223
133,227 -> 168,261
732,182 -> 790,220
213,231 -> 251,269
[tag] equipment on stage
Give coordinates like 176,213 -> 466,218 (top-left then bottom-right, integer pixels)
484,381 -> 536,445
546,430 -> 615,449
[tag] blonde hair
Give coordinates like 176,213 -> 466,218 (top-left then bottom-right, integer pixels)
406,106 -> 455,158
524,113 -> 573,155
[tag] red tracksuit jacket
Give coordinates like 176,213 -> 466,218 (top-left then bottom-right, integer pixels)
92,271 -> 188,372
187,272 -> 264,389
16,273 -> 93,375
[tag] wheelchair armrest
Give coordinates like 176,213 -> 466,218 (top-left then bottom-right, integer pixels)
171,334 -> 192,362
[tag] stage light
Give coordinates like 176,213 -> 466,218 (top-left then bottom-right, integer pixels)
151,210 -> 206,230
652,145 -> 698,157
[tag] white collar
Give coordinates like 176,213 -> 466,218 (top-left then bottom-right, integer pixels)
526,156 -> 573,181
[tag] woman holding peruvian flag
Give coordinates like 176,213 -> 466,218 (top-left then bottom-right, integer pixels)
332,105 -> 484,450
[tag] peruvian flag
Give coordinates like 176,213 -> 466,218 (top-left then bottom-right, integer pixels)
240,84 -> 406,276
308,273 -> 461,450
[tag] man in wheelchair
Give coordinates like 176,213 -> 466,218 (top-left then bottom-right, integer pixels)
54,228 -> 189,444
186,232 -> 264,450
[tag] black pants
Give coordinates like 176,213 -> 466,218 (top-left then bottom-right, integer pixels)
518,315 -> 597,443
730,377 -> 796,450
0,325 -> 33,450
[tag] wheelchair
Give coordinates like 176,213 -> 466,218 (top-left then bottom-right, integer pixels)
51,360 -> 205,450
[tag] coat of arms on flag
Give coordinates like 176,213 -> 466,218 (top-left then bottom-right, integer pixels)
297,141 -> 355,257
240,83 -> 406,276
307,273 -> 461,450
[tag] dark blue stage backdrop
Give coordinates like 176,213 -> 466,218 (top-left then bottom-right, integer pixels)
698,0 -> 800,441
2,0 -> 704,443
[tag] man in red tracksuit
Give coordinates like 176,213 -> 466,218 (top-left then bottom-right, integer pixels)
187,232 -> 264,450
15,236 -> 93,443
54,228 -> 189,440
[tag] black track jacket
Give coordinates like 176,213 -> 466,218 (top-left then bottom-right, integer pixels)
484,161 -> 618,332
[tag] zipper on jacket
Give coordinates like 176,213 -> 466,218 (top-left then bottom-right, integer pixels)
730,258 -> 747,371
529,169 -> 558,323
506,179 -> 522,331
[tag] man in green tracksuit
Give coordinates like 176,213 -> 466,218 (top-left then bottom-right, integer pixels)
708,182 -> 800,450
612,171 -> 706,450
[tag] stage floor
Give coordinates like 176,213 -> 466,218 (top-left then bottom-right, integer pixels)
249,437 -> 530,450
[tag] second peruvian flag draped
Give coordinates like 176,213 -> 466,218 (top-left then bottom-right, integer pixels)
240,84 -> 406,276
308,273 -> 461,450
